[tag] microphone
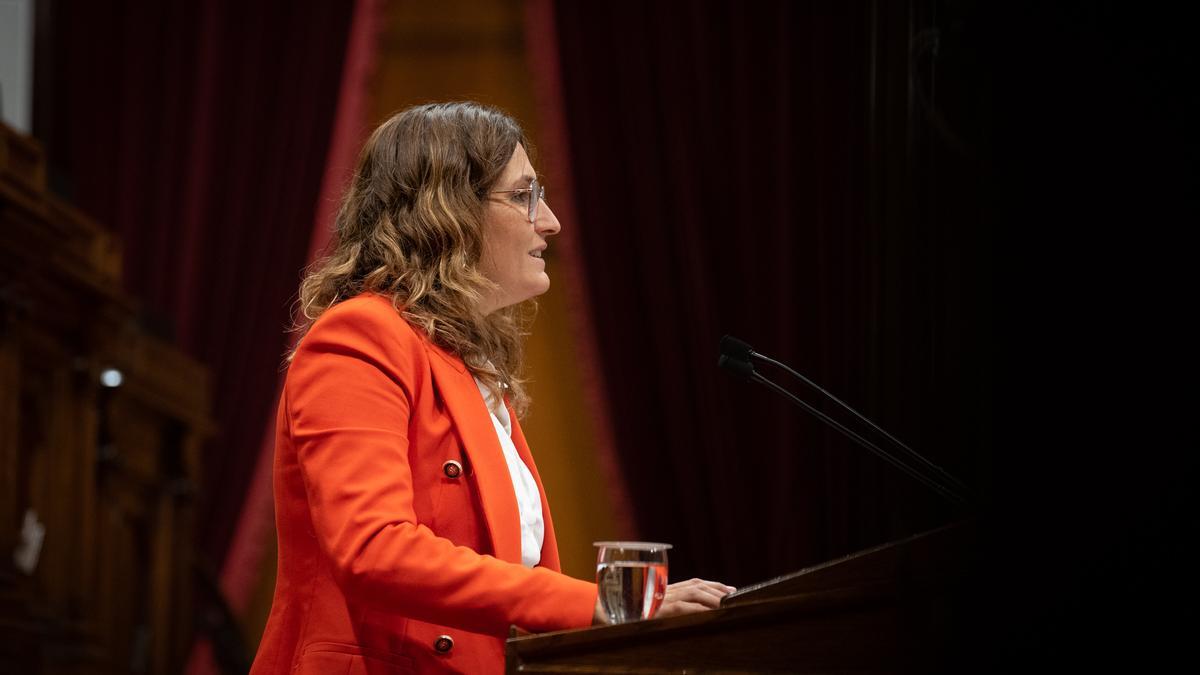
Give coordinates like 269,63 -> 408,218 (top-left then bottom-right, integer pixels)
717,354 -> 755,381
719,335 -> 755,363
718,335 -> 971,506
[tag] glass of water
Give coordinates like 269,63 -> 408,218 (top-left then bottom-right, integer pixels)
593,541 -> 672,624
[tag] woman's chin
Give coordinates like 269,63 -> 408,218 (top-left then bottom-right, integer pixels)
485,277 -> 552,313
528,273 -> 551,298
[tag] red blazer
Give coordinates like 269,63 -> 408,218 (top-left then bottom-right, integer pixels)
250,293 -> 597,674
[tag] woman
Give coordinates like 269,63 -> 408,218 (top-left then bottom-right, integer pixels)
249,103 -> 731,674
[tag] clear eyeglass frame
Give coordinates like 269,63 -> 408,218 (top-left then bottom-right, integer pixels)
489,178 -> 545,223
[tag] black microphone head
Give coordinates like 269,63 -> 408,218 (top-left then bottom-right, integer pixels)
718,354 -> 756,381
720,335 -> 755,361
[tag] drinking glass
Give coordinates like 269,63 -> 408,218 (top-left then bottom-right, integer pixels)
593,541 -> 671,624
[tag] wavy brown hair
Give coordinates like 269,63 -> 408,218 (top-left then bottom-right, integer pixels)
293,102 -> 536,415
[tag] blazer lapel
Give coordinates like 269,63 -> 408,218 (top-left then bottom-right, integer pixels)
423,342 -> 522,565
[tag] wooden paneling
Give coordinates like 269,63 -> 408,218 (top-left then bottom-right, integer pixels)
0,123 -> 211,674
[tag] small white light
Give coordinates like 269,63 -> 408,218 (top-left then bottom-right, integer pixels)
99,368 -> 124,388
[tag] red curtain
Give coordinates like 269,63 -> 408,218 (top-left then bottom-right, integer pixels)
548,0 -> 990,587
219,0 -> 385,626
39,0 -> 355,572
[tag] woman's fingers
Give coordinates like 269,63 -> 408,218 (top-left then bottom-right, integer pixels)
665,585 -> 720,608
657,578 -> 737,616
654,600 -> 711,619
668,578 -> 736,601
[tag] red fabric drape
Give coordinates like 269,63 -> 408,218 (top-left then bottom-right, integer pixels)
219,0 -> 384,618
549,0 -> 990,586
42,0 -> 355,573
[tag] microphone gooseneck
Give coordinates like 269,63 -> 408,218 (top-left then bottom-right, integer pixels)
718,335 -> 972,507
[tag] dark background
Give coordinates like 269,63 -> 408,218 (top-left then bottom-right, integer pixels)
975,2 -> 1195,667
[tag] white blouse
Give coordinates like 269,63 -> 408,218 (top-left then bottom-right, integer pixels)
474,377 -> 544,568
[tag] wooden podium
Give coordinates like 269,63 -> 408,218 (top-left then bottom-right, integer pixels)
506,521 -> 975,673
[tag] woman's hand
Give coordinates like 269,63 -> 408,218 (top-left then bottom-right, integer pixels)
593,578 -> 736,625
655,578 -> 736,619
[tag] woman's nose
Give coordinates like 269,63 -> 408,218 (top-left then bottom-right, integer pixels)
536,200 -> 562,236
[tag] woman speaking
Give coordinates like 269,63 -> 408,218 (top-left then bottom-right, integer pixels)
250,102 -> 731,674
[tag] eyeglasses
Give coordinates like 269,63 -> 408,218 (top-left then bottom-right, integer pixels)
489,178 -> 545,223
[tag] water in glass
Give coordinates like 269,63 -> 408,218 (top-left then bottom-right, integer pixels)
593,541 -> 671,624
